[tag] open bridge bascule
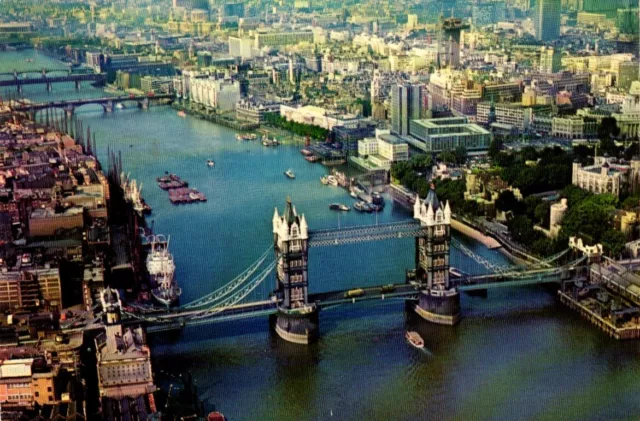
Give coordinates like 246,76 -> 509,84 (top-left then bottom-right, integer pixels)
123,190 -> 591,345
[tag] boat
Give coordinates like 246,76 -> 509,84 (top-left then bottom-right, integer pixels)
284,169 -> 295,179
262,135 -> 280,147
327,175 -> 338,186
329,203 -> 350,211
406,331 -> 424,349
320,176 -> 329,185
121,173 -> 147,216
151,269 -> 182,307
235,133 -> 257,141
371,192 -> 385,208
207,160 -> 215,167
300,149 -> 313,156
24,58 -> 33,63
177,110 -> 186,117
305,155 -> 320,163
146,235 -> 176,279
116,103 -> 125,110
208,412 -> 227,421
354,201 -> 373,213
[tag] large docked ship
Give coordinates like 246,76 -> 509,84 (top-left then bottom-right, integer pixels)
145,235 -> 181,306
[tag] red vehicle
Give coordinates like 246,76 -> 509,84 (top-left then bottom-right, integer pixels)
147,91 -> 155,97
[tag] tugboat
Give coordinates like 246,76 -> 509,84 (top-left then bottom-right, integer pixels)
151,268 -> 182,307
284,169 -> 296,179
354,201 -> 373,213
406,331 -> 424,349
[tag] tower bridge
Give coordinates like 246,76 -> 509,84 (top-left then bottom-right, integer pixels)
120,188 -> 593,344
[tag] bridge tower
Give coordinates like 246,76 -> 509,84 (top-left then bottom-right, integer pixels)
412,185 -> 460,325
271,197 -> 318,344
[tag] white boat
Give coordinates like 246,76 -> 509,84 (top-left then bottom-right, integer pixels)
329,203 -> 350,211
406,331 -> 424,349
327,175 -> 338,186
285,169 -> 295,179
146,235 -> 176,279
207,160 -> 215,167
116,103 -> 125,110
320,176 -> 329,185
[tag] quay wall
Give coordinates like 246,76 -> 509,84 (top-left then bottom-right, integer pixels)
558,291 -> 640,340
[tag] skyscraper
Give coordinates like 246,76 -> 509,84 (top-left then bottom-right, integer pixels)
535,0 -> 561,42
391,83 -> 423,136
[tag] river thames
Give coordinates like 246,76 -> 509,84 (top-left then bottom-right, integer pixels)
3,50 -> 640,421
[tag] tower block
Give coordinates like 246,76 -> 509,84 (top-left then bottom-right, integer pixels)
271,198 -> 319,344
413,185 -> 460,325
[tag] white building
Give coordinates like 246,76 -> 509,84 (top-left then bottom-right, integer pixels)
279,105 -> 361,130
357,129 -> 409,170
191,78 -> 241,112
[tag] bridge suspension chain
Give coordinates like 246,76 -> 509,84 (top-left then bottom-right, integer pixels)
450,237 -> 513,275
134,261 -> 276,323
180,247 -> 272,309
189,261 -> 276,320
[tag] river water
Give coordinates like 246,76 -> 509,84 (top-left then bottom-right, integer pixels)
3,50 -> 640,421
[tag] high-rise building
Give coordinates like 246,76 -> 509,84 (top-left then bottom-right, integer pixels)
539,47 -> 563,73
535,0 -> 561,42
391,83 -> 423,136
441,18 -> 469,68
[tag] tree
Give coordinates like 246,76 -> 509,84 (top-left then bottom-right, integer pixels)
488,137 -> 503,160
454,146 -> 467,165
495,190 -> 519,213
601,230 -> 626,257
507,215 -> 538,245
598,117 -> 621,140
438,150 -> 456,164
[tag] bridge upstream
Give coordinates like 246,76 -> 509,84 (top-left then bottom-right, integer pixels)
10,94 -> 175,116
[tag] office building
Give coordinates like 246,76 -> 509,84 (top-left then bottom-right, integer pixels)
391,83 -> 423,136
535,0 -> 561,42
407,117 -> 491,153
539,47 -> 562,73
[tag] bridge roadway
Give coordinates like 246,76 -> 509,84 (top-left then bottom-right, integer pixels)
135,265 -> 573,333
0,73 -> 105,88
0,67 -> 83,77
10,94 -> 175,112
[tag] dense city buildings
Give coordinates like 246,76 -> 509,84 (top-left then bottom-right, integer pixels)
3,0 -> 640,419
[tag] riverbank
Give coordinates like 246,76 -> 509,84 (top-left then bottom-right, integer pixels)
172,102 -> 258,131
